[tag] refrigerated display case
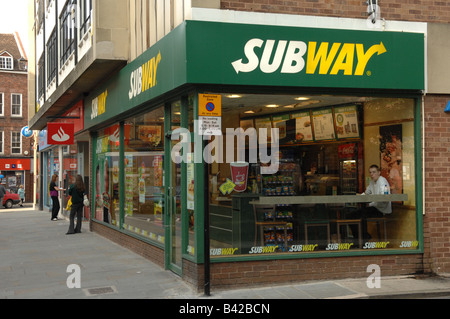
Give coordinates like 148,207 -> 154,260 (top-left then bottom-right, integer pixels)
338,143 -> 359,195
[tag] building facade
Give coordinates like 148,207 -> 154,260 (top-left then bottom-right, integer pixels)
0,32 -> 33,204
28,0 -> 450,291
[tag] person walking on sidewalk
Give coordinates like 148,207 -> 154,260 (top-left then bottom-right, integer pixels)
18,185 -> 25,207
0,183 -> 6,209
49,174 -> 65,221
66,175 -> 86,235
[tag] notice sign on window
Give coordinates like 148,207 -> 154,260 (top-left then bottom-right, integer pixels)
199,94 -> 222,135
198,116 -> 222,135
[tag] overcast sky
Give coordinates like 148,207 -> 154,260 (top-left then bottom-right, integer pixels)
0,0 -> 29,55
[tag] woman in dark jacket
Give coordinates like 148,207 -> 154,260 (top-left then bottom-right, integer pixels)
66,175 -> 86,235
49,174 -> 65,221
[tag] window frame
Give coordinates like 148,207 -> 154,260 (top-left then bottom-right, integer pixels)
47,29 -> 58,85
79,0 -> 92,37
11,93 -> 22,117
0,92 -> 4,116
0,131 -> 4,154
11,131 -> 22,154
0,55 -> 13,70
59,0 -> 76,66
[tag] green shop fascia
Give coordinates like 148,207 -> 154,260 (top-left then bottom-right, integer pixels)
84,20 -> 425,268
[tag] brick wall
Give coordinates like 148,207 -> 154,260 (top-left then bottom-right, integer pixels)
221,0 -> 450,24
210,254 -> 424,289
0,71 -> 32,199
423,95 -> 450,273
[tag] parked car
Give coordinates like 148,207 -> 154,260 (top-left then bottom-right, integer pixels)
2,190 -> 20,208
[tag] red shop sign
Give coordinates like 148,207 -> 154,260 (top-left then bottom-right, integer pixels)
47,123 -> 74,145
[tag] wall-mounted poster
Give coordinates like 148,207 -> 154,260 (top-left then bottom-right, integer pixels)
312,108 -> 335,141
334,105 -> 360,139
291,111 -> 313,142
380,124 -> 403,195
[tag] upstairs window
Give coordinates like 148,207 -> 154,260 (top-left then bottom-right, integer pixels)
80,0 -> 92,37
60,0 -> 76,65
11,93 -> 22,117
11,131 -> 21,154
0,93 -> 3,116
47,29 -> 57,83
0,55 -> 13,70
0,131 -> 3,154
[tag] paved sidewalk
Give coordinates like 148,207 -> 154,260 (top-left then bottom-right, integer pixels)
0,206 -> 196,299
1,206 -> 450,299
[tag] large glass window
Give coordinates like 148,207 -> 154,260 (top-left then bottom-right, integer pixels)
207,93 -> 419,258
94,124 -> 121,227
123,106 -> 165,244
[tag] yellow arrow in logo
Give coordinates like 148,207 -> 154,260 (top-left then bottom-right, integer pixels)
355,42 -> 387,75
219,178 -> 236,195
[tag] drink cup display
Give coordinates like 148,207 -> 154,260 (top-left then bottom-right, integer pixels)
230,162 -> 249,192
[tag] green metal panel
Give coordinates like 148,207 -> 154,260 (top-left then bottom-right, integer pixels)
84,23 -> 188,129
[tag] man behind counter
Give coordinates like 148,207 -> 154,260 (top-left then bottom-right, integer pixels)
348,164 -> 392,242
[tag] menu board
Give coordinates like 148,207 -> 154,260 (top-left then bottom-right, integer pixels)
291,111 -> 313,142
334,105 -> 360,139
311,108 -> 336,141
254,117 -> 272,143
272,114 -> 290,139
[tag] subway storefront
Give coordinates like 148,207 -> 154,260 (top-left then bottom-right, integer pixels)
84,21 -> 425,289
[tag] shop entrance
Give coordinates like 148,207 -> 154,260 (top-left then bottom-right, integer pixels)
167,101 -> 182,274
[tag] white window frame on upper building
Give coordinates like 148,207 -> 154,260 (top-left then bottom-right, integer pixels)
0,52 -> 13,70
11,131 -> 22,154
0,92 -> 4,116
11,93 -> 22,117
0,131 -> 4,154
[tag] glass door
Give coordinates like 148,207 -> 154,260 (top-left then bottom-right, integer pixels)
167,101 -> 182,273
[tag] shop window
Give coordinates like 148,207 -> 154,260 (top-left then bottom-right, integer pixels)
94,124 -> 121,227
123,106 -> 165,244
207,93 -> 418,258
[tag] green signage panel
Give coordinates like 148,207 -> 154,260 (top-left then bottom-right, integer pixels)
185,21 -> 424,91
84,21 -> 424,129
85,23 -> 188,129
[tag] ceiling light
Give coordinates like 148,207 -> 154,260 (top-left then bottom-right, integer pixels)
266,104 -> 279,108
244,110 -> 255,114
295,97 -> 310,101
226,94 -> 242,98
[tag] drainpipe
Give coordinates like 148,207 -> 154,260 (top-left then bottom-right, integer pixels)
422,95 -> 425,216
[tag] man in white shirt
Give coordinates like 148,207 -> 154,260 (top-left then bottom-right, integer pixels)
363,165 -> 392,215
349,164 -> 391,242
